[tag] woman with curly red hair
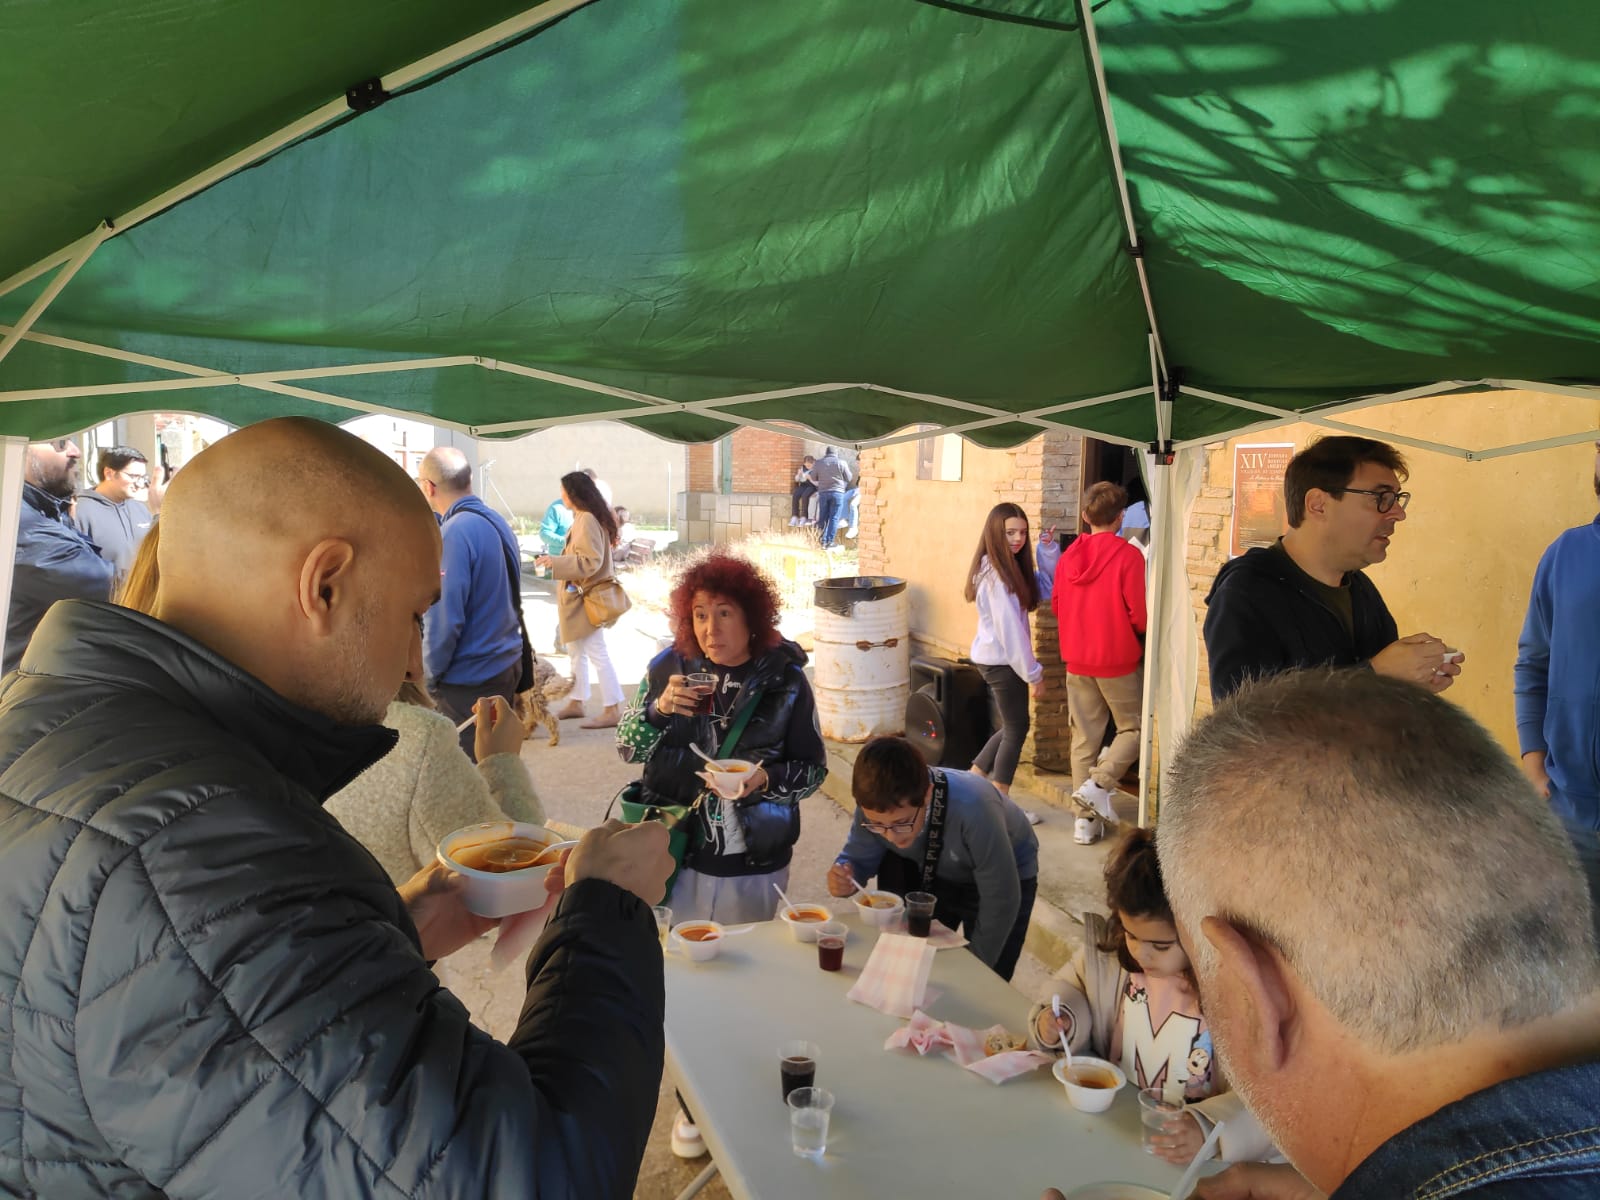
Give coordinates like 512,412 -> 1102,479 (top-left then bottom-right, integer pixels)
617,551 -> 826,925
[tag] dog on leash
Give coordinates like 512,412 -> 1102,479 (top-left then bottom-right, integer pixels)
515,655 -> 574,746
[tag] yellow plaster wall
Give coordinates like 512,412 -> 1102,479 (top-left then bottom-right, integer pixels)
873,438 -> 1022,658
1203,390 -> 1599,754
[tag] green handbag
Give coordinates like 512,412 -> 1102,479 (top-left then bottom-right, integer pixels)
609,688 -> 763,898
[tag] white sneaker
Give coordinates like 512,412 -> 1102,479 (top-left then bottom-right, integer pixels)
1074,816 -> 1104,845
788,516 -> 800,527
671,1116 -> 707,1159
1024,809 -> 1042,826
845,526 -> 858,539
1071,779 -> 1119,826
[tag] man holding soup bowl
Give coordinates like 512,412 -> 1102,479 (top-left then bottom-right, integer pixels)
0,419 -> 674,1198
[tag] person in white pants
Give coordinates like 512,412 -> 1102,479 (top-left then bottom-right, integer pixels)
535,470 -> 626,728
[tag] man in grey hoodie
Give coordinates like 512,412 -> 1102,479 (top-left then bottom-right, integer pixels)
76,445 -> 154,584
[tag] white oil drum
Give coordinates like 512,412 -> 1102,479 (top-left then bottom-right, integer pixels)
812,576 -> 910,742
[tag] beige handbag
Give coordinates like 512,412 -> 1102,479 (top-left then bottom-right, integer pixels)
579,575 -> 632,628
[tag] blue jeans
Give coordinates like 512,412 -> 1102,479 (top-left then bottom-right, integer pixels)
1332,1058 -> 1600,1196
816,491 -> 845,548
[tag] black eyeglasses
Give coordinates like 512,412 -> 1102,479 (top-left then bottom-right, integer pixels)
862,813 -> 921,835
1337,487 -> 1410,513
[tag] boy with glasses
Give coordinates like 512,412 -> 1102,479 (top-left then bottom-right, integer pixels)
1203,435 -> 1466,702
826,736 -> 1038,980
76,445 -> 155,585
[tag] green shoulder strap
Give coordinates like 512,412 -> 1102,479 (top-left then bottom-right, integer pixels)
716,687 -> 764,760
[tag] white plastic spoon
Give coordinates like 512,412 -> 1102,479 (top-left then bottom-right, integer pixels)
1169,1119 -> 1225,1200
1053,994 -> 1072,1075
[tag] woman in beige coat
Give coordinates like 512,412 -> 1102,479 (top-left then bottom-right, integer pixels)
535,470 -> 625,729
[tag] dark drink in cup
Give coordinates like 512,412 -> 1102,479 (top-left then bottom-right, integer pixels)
817,934 -> 845,971
905,891 -> 936,938
780,1055 -> 816,1099
686,672 -> 717,715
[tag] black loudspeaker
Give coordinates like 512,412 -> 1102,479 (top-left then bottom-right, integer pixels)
904,657 -> 994,768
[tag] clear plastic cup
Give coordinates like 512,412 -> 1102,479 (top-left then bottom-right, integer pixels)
904,891 -> 937,937
816,921 -> 847,971
779,1040 -> 818,1101
652,906 -> 672,945
787,1086 -> 834,1159
1137,1087 -> 1187,1155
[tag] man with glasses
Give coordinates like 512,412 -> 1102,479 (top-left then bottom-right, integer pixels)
1203,435 -> 1464,702
75,445 -> 155,586
826,735 -> 1038,980
5,437 -> 115,673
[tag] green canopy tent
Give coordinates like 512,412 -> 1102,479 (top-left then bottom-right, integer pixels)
3,0 -> 1598,812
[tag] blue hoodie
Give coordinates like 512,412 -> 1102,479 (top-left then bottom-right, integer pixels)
423,495 -> 523,688
1515,514 -> 1600,831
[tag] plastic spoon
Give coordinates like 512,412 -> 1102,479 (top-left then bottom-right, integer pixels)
1053,994 -> 1072,1074
688,742 -> 718,766
456,714 -> 476,734
1168,1120 -> 1225,1200
773,880 -> 797,918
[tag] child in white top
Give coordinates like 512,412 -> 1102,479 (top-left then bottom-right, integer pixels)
1029,828 -> 1276,1165
965,502 -> 1044,799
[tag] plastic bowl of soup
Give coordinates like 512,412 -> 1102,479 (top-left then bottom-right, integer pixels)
670,919 -> 727,962
437,821 -> 576,918
778,902 -> 833,942
1053,1056 -> 1128,1114
706,758 -> 759,799
851,889 -> 905,928
1062,1186 -> 1165,1200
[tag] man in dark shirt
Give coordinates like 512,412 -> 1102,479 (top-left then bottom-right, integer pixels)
1202,435 -> 1464,702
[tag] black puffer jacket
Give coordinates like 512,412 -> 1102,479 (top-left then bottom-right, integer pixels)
3,482 -> 113,673
0,601 -> 662,1199
634,641 -> 823,875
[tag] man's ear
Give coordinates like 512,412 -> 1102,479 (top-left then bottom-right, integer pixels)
297,538 -> 358,637
1201,915 -> 1296,1073
1302,487 -> 1330,521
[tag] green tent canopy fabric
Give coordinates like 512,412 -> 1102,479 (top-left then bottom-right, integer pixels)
1,0 -> 1597,448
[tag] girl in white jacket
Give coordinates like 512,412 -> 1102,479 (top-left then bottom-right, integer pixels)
965,502 -> 1044,798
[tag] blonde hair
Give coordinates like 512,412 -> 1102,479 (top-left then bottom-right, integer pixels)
116,522 -> 161,615
1158,670 -> 1599,1055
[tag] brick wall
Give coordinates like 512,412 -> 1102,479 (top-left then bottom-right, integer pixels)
1185,446 -> 1235,716
687,443 -> 716,494
730,428 -> 807,493
857,431 -> 1081,773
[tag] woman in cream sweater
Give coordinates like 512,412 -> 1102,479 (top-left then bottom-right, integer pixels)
325,685 -> 545,884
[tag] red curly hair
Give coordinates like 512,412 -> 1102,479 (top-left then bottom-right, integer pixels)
669,552 -> 784,660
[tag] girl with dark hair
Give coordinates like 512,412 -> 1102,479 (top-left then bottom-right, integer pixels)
964,502 -> 1043,800
616,552 -> 825,922
1026,828 -> 1273,1166
534,471 -> 625,728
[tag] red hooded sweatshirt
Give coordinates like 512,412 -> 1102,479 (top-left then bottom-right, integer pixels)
1050,532 -> 1147,677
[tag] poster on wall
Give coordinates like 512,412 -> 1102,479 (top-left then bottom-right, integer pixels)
1231,443 -> 1295,558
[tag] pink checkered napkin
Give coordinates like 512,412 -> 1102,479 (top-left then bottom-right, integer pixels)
847,932 -> 937,1017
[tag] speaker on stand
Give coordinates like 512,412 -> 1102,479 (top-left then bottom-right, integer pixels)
903,657 -> 994,769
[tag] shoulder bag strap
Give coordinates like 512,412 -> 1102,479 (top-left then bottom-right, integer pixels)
462,507 -> 535,665
715,686 -> 764,760
918,768 -> 950,892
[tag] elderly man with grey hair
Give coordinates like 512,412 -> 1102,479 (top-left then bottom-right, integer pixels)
1146,671 -> 1600,1199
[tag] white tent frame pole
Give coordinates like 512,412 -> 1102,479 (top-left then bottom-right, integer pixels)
0,225 -> 110,368
857,387 -> 1154,451
0,437 -> 27,658
1137,333 -> 1168,827
0,229 -> 106,304
1487,379 -> 1600,405
1177,385 -> 1475,459
0,0 -> 605,300
1077,0 -> 1169,379
1470,428 -> 1600,461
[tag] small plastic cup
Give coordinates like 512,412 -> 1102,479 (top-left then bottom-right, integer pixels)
904,891 -> 937,937
787,1086 -> 834,1160
652,905 -> 672,946
779,1040 -> 818,1100
816,922 -> 847,971
1138,1087 -> 1188,1154
686,671 -> 717,713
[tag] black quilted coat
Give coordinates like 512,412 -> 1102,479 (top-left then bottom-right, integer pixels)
0,601 -> 662,1198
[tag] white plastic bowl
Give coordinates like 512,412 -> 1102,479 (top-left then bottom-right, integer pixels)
1053,1056 -> 1128,1114
707,758 -> 758,798
671,920 -> 726,962
1063,1186 -> 1165,1200
851,889 -> 905,928
778,902 -> 833,942
437,821 -> 576,918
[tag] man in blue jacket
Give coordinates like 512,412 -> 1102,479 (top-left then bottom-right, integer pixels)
417,446 -> 525,758
5,436 -> 114,673
1515,439 -> 1600,941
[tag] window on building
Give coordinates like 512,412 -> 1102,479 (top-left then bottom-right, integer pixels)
915,430 -> 963,481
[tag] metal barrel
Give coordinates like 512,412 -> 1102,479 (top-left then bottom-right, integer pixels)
811,576 -> 910,742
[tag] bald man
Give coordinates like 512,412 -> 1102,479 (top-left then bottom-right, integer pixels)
416,445 -> 527,759
0,418 -> 674,1199
5,435 -> 114,672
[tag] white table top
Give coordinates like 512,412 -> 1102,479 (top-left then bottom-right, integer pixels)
664,914 -> 1209,1199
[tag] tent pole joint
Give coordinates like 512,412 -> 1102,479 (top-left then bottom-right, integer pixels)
345,77 -> 392,113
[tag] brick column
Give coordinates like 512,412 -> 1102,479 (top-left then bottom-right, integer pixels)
687,442 -> 716,494
1185,444 -> 1234,715
855,447 -> 891,574
730,428 -> 806,493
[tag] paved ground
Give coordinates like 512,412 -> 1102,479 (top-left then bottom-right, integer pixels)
438,568 -> 1121,1198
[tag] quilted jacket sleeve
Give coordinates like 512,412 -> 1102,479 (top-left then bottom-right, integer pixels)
73,777 -> 662,1200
